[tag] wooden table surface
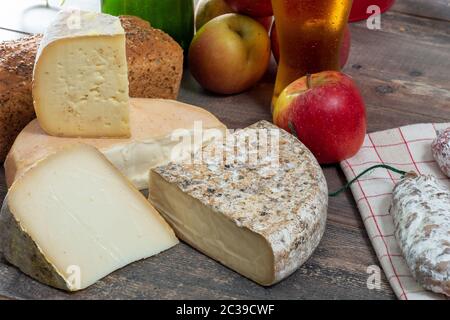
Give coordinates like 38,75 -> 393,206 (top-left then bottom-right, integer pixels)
0,0 -> 449,300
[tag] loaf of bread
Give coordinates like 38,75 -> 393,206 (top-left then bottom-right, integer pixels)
120,16 -> 183,99
0,15 -> 183,161
0,35 -> 39,164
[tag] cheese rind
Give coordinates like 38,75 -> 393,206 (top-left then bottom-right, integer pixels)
0,198 -> 68,290
149,121 -> 328,285
32,10 -> 130,137
0,144 -> 178,291
5,98 -> 226,189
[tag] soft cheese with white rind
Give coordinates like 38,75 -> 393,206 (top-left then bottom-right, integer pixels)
390,173 -> 450,296
5,98 -> 226,190
32,10 -> 130,137
149,121 -> 328,286
0,144 -> 178,291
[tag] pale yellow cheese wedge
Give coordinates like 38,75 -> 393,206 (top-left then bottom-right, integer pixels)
32,10 -> 130,137
0,144 -> 178,291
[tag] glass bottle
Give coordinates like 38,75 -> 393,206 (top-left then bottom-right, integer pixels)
271,0 -> 353,109
101,0 -> 194,52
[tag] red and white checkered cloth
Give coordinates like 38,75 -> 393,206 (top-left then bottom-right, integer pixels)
340,123 -> 450,300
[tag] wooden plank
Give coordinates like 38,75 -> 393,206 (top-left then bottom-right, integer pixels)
0,222 -> 394,300
0,1 -> 448,300
391,0 -> 450,22
344,13 -> 450,132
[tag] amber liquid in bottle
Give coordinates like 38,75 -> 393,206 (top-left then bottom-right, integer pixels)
271,0 -> 352,109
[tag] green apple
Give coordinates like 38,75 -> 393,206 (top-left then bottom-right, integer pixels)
189,13 -> 271,95
195,0 -> 235,31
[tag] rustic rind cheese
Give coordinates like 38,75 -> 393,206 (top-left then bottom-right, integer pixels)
149,121 -> 328,286
0,144 -> 178,291
32,10 -> 130,138
391,173 -> 450,297
5,98 -> 226,190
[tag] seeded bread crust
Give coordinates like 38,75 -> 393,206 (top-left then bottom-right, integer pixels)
120,16 -> 183,100
0,35 -> 40,162
0,15 -> 183,161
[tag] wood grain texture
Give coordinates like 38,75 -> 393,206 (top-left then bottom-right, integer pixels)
0,0 -> 449,300
391,0 -> 450,22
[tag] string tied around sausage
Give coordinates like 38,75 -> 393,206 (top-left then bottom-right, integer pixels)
328,164 -> 408,197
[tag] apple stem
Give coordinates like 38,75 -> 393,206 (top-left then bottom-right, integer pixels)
306,73 -> 312,90
328,164 -> 409,197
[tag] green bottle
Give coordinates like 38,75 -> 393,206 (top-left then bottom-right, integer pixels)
101,0 -> 194,52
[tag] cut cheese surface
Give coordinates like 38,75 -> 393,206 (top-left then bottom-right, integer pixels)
5,98 -> 226,190
149,121 -> 328,286
0,144 -> 178,291
32,10 -> 130,137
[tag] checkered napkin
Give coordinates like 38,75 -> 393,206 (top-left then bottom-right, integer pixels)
340,123 -> 450,300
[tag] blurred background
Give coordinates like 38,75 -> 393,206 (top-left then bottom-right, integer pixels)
0,1 -> 99,39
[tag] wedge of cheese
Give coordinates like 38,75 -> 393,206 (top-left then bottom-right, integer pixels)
149,121 -> 328,286
5,98 -> 226,190
0,144 -> 178,291
32,10 -> 130,138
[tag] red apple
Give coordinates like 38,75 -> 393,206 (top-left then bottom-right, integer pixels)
189,14 -> 271,95
271,23 -> 352,69
225,0 -> 273,17
273,71 -> 366,164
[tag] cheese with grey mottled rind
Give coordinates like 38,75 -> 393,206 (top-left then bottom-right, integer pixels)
149,121 -> 328,286
0,144 -> 178,291
390,173 -> 450,296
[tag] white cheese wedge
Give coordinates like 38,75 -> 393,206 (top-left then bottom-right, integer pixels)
32,10 -> 130,137
0,144 -> 178,291
5,98 -> 226,190
149,121 -> 328,286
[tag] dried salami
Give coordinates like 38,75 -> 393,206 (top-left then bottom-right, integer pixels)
390,173 -> 450,297
432,128 -> 450,177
